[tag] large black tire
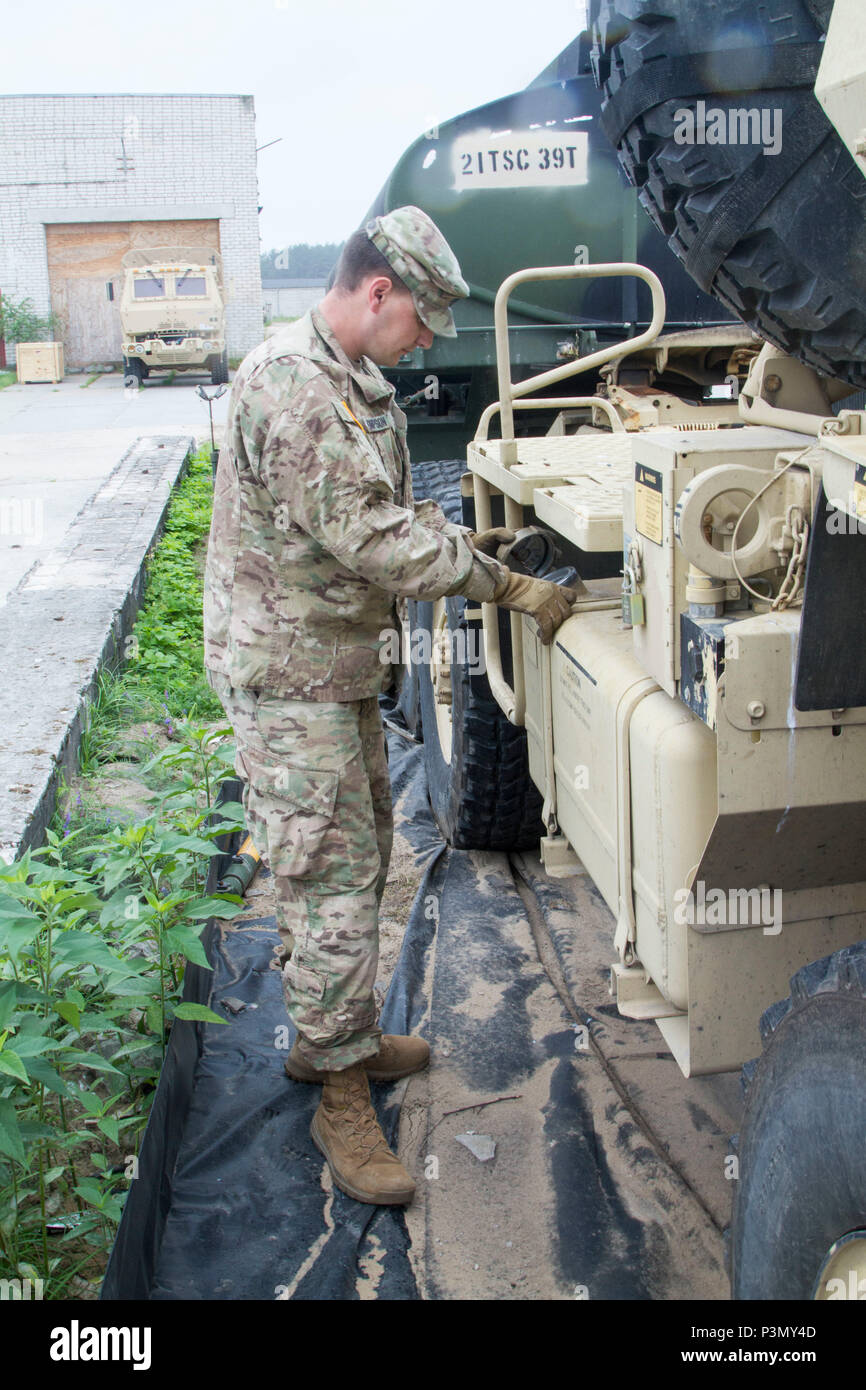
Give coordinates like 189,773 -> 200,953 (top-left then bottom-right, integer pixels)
122,356 -> 143,389
590,0 -> 866,388
730,942 -> 866,1300
387,460 -> 469,740
409,458 -> 545,851
210,349 -> 229,385
409,457 -> 466,512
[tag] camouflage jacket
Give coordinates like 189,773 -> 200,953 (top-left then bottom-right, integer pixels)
203,307 -> 506,700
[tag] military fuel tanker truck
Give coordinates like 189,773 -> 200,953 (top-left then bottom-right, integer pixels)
406,0 -> 866,1300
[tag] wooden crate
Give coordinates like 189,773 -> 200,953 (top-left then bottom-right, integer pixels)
16,342 -> 64,383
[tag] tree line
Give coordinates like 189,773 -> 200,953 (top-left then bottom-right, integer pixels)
261,243 -> 344,280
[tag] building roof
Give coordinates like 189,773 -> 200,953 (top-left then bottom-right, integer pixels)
261,277 -> 327,289
0,92 -> 253,100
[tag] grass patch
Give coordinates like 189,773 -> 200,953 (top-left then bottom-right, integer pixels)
122,449 -> 224,724
0,444 -> 246,1298
0,371 -> 16,390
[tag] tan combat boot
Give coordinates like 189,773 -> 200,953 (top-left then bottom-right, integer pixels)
310,1063 -> 416,1205
285,1033 -> 430,1085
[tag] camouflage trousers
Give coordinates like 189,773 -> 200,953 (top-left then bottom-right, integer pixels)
208,674 -> 392,1072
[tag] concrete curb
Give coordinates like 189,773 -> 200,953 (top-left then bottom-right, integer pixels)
0,433 -> 195,863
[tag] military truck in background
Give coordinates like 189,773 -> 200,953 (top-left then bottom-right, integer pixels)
405,0 -> 866,1299
115,246 -> 228,388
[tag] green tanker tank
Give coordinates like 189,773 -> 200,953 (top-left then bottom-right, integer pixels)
365,32 -> 734,458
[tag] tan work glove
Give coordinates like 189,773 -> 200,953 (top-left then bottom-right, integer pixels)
467,527 -> 516,557
492,571 -> 578,644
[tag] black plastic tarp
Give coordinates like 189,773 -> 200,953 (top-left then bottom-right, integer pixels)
103,706 -> 439,1300
103,698 -> 729,1301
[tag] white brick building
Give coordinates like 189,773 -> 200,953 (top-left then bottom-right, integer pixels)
0,94 -> 263,367
262,278 -> 327,321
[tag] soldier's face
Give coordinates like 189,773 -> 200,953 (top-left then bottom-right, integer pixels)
367,281 -> 434,365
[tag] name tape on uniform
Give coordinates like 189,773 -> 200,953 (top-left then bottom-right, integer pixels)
336,401 -> 393,434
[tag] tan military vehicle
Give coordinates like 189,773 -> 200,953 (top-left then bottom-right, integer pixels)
117,246 -> 228,387
409,0 -> 866,1299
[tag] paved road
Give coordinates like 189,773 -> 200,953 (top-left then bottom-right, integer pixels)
0,371 -> 230,605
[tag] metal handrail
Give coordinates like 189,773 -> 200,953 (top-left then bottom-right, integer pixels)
480,263 -> 667,465
476,394 -> 627,442
470,262 -> 666,727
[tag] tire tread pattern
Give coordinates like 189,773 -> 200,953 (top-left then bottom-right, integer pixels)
589,0 -> 866,388
731,940 -> 866,1299
410,459 -> 545,851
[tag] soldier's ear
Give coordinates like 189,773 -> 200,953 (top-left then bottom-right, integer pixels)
367,276 -> 397,315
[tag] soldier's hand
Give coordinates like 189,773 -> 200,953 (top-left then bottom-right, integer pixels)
491,571 -> 577,644
467,527 -> 516,557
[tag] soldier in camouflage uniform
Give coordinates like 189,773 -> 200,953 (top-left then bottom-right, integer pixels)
203,207 -> 575,1205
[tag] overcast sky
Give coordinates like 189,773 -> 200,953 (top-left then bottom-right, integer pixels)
6,0 -> 588,251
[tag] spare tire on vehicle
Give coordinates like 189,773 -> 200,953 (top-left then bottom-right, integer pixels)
589,0 -> 866,388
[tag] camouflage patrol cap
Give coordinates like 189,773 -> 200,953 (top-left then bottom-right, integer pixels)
365,205 -> 469,338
